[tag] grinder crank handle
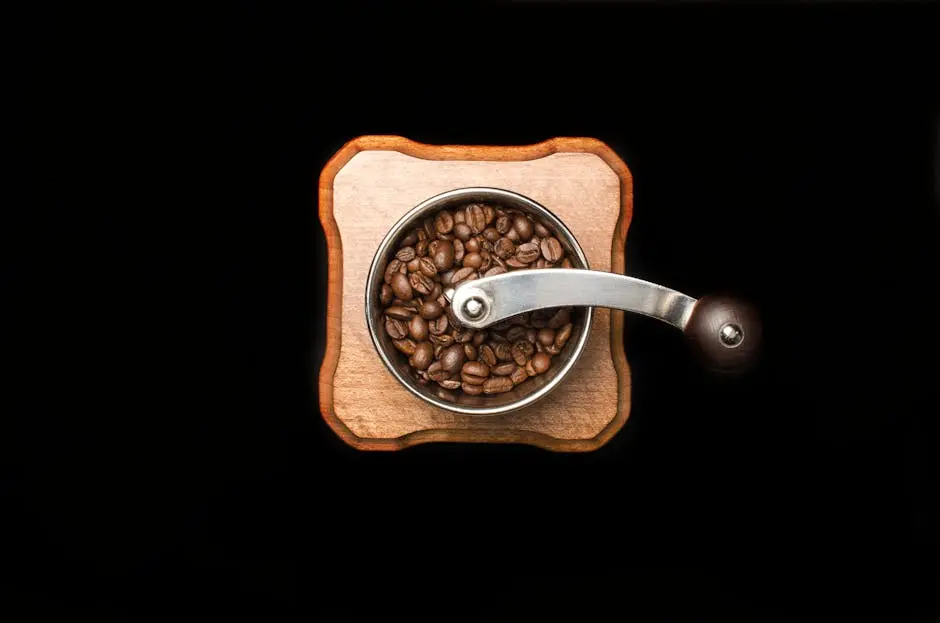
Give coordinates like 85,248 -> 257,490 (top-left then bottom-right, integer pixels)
446,268 -> 761,373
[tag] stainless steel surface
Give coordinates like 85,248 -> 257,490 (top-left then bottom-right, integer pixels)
451,269 -> 699,331
719,323 -> 744,347
365,187 -> 593,416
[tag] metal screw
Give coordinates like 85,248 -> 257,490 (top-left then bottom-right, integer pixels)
463,297 -> 485,319
719,323 -> 744,348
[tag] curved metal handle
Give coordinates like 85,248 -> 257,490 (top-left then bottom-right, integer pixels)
448,269 -> 761,373
449,269 -> 697,330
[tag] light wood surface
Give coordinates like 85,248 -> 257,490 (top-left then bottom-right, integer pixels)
318,136 -> 634,451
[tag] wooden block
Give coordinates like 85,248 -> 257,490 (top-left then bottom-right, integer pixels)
319,136 -> 633,451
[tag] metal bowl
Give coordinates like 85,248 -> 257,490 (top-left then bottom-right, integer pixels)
365,187 -> 593,416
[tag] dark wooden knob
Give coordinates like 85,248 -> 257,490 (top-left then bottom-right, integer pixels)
684,295 -> 761,373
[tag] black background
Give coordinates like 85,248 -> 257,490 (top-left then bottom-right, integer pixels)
19,2 -> 940,620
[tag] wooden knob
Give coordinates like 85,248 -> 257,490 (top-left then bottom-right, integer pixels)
684,295 -> 761,373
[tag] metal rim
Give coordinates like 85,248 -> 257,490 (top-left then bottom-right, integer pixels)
365,187 -> 594,416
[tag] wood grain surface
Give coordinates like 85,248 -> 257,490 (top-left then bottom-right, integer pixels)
318,136 -> 634,451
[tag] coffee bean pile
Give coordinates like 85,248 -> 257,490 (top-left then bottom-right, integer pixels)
378,202 -> 576,396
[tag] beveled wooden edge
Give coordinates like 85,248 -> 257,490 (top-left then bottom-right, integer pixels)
317,135 -> 634,452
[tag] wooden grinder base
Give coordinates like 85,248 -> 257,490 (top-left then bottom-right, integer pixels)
319,136 -> 634,451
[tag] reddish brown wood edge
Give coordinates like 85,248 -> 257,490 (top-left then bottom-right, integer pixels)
317,135 -> 634,452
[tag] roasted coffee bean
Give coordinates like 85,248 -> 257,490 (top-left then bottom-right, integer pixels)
439,269 -> 455,286
510,365 -> 529,385
385,306 -> 413,320
461,372 -> 487,385
483,266 -> 507,277
393,338 -> 417,356
417,228 -> 428,242
409,342 -> 434,371
453,210 -> 466,224
399,231 -> 418,247
462,361 -> 491,379
422,216 -> 436,240
453,328 -> 474,343
434,210 -> 454,234
492,341 -> 513,362
525,328 -> 538,344
427,361 -> 448,382
530,352 -> 551,374
505,326 -> 528,343
417,257 -> 437,278
407,257 -> 422,272
463,343 -> 477,361
478,252 -> 492,272
483,204 -> 496,225
461,382 -> 483,395
473,331 -> 487,346
430,333 -> 454,347
534,222 -> 551,238
555,322 -> 573,349
438,379 -> 462,390
530,309 -> 551,328
546,307 -> 571,329
428,282 -> 443,302
478,344 -> 497,367
537,328 -> 556,347
385,317 -> 408,340
384,259 -> 405,284
379,284 -> 394,305
491,362 -> 517,376
391,299 -> 417,310
451,266 -> 477,286
396,246 -> 416,262
494,237 -> 515,259
541,237 -> 564,262
512,215 -> 534,241
530,236 -> 541,249
464,237 -> 480,253
416,376 -> 430,386
483,227 -> 500,243
422,300 -> 444,321
511,342 -> 532,366
560,258 -> 573,268
462,252 -> 483,269
440,344 -> 466,374
483,376 -> 513,394
428,314 -> 449,334
409,315 -> 429,341
524,359 -> 538,377
409,272 -> 434,296
390,272 -> 413,300
515,242 -> 540,264
505,257 -> 529,269
415,240 -> 429,258
546,343 -> 561,356
453,239 -> 465,263
505,228 -> 520,242
495,215 -> 511,234
453,222 -> 472,241
466,203 -> 486,234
